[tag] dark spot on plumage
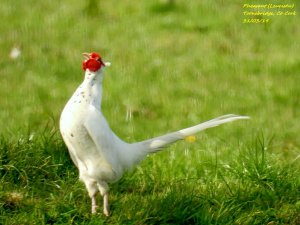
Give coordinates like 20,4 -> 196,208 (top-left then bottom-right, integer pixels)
70,133 -> 74,137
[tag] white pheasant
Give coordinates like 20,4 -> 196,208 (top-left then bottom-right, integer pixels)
60,52 -> 249,216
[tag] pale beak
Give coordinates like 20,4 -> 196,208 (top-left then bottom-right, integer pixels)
82,53 -> 90,60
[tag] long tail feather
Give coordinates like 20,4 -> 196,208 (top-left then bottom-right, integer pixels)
133,114 -> 249,153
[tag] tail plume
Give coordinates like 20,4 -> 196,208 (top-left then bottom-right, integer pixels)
134,114 -> 249,153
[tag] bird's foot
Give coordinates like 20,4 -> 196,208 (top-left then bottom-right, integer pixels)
91,204 -> 98,214
103,207 -> 110,217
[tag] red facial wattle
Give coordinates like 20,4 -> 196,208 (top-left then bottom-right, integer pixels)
90,52 -> 101,59
82,52 -> 105,72
82,58 -> 101,72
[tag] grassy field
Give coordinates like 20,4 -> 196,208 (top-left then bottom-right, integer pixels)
1,0 -> 300,224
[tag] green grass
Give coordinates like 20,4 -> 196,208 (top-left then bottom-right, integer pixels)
1,0 -> 300,224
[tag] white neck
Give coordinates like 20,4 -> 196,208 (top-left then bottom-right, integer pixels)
81,69 -> 104,110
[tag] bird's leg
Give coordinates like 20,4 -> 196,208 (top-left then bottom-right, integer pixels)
83,178 -> 99,214
103,193 -> 110,216
91,194 -> 98,214
97,181 -> 110,216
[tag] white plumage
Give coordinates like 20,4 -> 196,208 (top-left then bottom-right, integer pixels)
60,53 -> 249,216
